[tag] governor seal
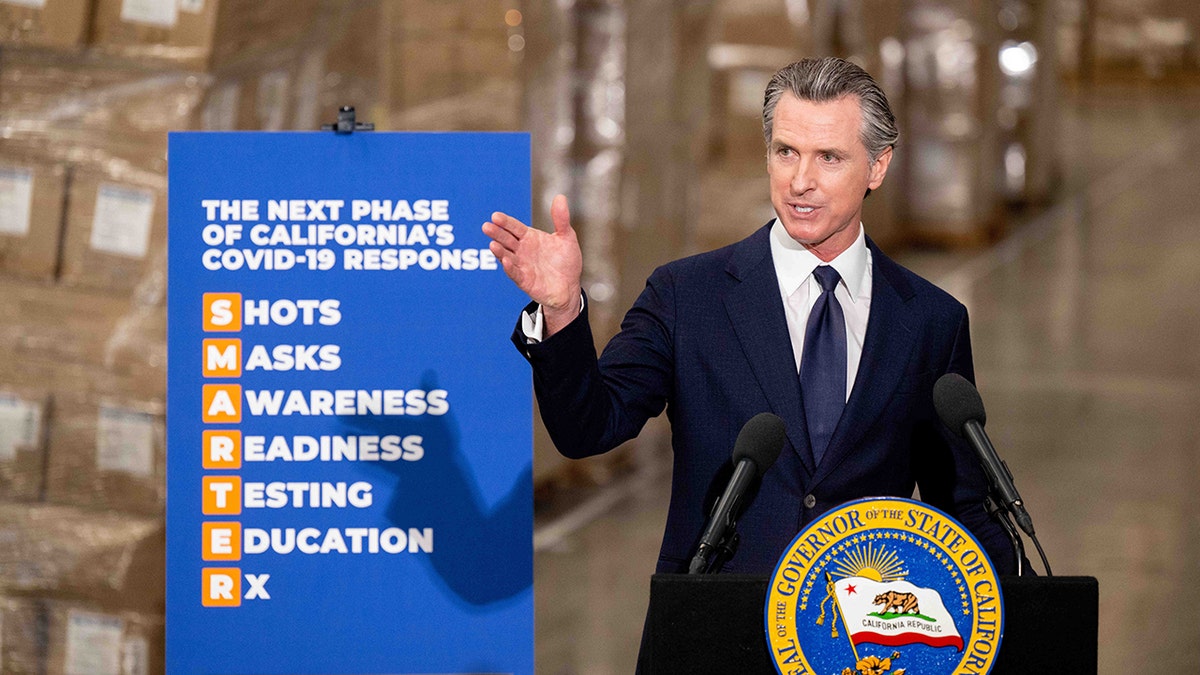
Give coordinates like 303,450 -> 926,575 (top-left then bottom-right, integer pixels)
766,497 -> 1004,675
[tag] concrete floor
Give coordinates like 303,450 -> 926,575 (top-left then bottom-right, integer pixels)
533,82 -> 1200,674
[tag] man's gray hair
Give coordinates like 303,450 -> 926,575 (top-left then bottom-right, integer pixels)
762,57 -> 899,162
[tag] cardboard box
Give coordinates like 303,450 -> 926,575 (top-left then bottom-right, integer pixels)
0,274 -> 166,404
0,158 -> 66,282
0,599 -> 166,675
208,0 -> 321,70
0,50 -> 201,177
42,602 -> 163,675
291,49 -> 325,131
395,0 -> 509,36
0,503 -> 163,612
396,38 -> 459,105
0,596 -> 44,674
200,55 -> 296,132
197,2 -> 382,131
0,349 -> 122,409
0,0 -> 90,48
103,300 -> 167,399
0,385 -> 48,502
0,280 -> 159,387
59,170 -> 166,294
394,0 -> 465,36
458,34 -> 517,89
228,51 -> 296,131
45,393 -> 164,516
385,7 -> 517,123
248,67 -> 292,130
197,78 -> 241,130
320,0 -> 380,119
90,0 -> 219,68
0,281 -> 114,368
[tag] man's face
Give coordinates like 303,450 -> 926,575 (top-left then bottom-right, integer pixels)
767,93 -> 892,261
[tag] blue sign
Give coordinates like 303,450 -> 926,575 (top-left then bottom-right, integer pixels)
167,132 -> 533,675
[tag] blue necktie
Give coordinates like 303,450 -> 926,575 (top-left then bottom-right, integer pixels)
800,265 -> 847,465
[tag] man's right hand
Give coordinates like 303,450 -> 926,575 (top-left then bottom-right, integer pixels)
483,194 -> 583,337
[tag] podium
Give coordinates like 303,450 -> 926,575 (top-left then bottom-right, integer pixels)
639,574 -> 1098,674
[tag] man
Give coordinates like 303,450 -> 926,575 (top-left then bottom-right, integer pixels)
483,57 -> 1016,575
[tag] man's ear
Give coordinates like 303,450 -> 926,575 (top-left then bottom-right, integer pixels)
867,146 -> 893,191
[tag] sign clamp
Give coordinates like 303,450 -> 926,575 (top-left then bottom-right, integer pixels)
321,106 -> 375,134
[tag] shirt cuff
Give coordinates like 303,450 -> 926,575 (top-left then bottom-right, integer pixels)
520,292 -> 585,344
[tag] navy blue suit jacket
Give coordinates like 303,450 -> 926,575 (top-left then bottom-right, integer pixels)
514,224 -> 1015,574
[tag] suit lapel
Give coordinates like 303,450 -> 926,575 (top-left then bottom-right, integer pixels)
809,241 -> 918,489
722,225 -> 816,475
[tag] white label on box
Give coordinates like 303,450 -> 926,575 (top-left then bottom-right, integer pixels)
0,394 -> 41,462
257,71 -> 291,131
90,183 -> 155,259
96,406 -> 155,477
293,51 -> 326,131
120,0 -> 178,28
0,0 -> 47,10
202,83 -> 240,131
121,635 -> 149,675
65,610 -> 124,675
178,0 -> 204,14
731,69 -> 774,116
0,165 -> 34,237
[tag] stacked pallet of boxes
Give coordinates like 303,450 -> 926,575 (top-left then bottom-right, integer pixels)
899,0 -> 1003,246
1073,0 -> 1199,79
380,1 -> 579,487
0,11 -> 179,669
0,1 -> 378,671
196,1 -> 380,133
384,0 -> 519,132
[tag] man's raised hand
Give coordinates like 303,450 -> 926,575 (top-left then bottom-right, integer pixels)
483,194 -> 583,337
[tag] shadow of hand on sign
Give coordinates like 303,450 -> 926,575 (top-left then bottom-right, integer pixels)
338,371 -> 532,607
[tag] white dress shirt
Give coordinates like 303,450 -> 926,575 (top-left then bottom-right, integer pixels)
769,219 -> 872,402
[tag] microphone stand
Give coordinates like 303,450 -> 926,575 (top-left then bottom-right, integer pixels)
689,513 -> 741,574
984,495 -> 1024,577
710,527 -> 739,573
935,373 -> 1055,575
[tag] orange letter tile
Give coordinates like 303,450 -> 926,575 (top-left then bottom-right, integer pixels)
203,292 -> 242,332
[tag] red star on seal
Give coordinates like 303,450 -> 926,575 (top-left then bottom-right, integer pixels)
846,584 -> 857,595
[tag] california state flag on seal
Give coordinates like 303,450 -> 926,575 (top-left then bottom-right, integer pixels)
834,578 -> 964,651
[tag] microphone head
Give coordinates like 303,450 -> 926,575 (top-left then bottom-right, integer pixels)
933,373 -> 987,437
732,413 -> 786,476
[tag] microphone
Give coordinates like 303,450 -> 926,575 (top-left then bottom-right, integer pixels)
933,373 -> 1035,537
688,413 -> 786,574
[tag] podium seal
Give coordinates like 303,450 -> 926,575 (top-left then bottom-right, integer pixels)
765,497 -> 1004,675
